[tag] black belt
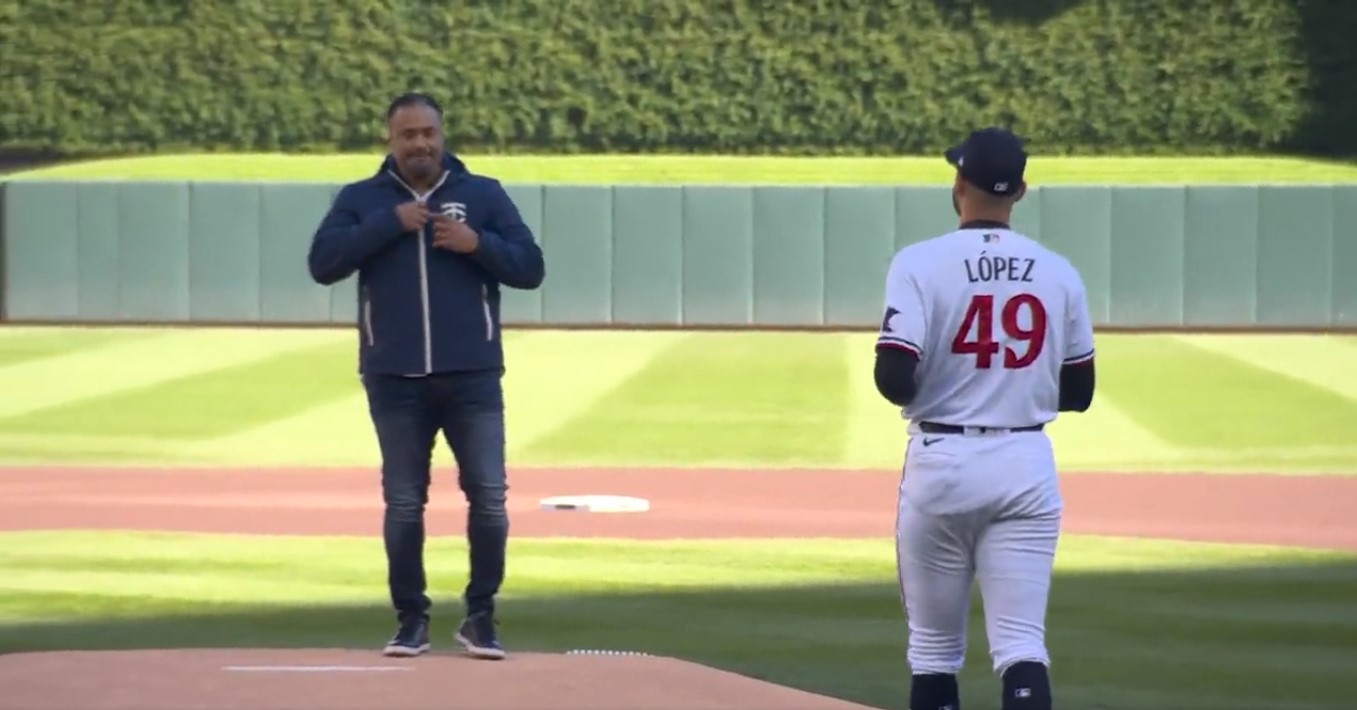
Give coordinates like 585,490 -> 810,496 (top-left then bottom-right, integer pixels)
918,421 -> 1044,434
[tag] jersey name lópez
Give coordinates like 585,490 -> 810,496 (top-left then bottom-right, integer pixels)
876,227 -> 1095,428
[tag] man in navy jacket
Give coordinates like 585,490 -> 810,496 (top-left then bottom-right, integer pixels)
307,92 -> 545,661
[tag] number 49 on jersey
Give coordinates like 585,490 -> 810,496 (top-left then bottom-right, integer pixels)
950,293 -> 1047,369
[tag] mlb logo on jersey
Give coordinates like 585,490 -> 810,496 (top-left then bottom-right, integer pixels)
983,232 -> 1001,243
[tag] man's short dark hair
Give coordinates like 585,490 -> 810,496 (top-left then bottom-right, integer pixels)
386,92 -> 443,121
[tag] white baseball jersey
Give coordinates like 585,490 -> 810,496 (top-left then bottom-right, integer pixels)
876,226 -> 1095,428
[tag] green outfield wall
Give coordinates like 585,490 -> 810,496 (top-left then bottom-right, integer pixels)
2,181 -> 1355,330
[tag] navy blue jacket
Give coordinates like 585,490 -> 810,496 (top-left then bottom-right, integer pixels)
307,153 -> 545,376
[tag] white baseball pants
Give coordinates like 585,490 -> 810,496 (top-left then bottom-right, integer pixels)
894,428 -> 1063,677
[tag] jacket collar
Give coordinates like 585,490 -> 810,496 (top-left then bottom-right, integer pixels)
377,151 -> 468,195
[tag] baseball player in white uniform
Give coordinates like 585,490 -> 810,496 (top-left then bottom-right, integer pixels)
873,127 -> 1096,710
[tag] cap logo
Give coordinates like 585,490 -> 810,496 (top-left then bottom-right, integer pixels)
994,182 -> 1008,192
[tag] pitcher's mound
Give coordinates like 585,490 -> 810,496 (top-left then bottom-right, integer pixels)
0,648 -> 881,709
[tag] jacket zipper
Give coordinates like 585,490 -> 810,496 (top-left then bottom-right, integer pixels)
481,284 -> 493,341
416,226 -> 433,372
362,288 -> 375,347
387,169 -> 450,375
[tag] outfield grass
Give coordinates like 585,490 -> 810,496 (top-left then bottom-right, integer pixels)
4,326 -> 1354,709
0,326 -> 1354,474
0,531 -> 1353,710
7,153 -> 1357,185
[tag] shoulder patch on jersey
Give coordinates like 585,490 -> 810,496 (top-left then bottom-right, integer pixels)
881,306 -> 899,332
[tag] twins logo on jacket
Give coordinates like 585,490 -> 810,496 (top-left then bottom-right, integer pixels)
434,201 -> 468,223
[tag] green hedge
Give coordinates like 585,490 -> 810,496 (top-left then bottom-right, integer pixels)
1,0 -> 1352,157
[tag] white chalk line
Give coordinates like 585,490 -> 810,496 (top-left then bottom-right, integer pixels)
222,665 -> 414,673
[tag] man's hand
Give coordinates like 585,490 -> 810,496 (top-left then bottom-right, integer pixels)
394,201 -> 429,233
432,216 -> 479,254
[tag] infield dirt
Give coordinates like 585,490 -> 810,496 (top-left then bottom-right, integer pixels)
0,466 -> 1353,550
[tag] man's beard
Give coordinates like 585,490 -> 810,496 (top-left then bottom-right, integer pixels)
404,154 -> 436,180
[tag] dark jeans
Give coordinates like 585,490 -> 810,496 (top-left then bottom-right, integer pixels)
361,369 -> 509,624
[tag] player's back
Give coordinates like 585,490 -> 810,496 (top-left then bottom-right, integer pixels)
893,226 -> 1086,428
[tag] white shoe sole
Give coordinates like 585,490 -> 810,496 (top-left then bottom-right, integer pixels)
455,632 -> 506,660
382,643 -> 430,657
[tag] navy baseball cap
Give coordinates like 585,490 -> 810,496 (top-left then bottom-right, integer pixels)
944,127 -> 1028,197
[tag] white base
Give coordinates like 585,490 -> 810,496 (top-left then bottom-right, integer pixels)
538,494 -> 651,513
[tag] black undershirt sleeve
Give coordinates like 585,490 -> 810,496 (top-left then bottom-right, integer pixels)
878,345 -> 1094,413
1058,360 -> 1096,412
874,346 -> 920,407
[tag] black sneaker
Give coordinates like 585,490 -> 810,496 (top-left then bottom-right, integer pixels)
455,612 -> 506,660
382,616 -> 430,657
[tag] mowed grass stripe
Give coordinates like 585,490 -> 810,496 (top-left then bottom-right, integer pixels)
185,330 -> 686,467
1175,334 -> 1357,403
0,535 -> 889,609
0,329 -> 346,419
1045,392 -> 1176,471
1044,538 -> 1357,709
840,333 -> 1175,472
842,333 -> 909,470
1,328 -> 1350,472
0,327 -> 152,368
0,340 -> 361,440
1,532 -> 1354,710
1050,556 -> 1357,709
519,332 -> 853,466
502,330 -> 690,462
188,331 -> 528,466
1038,336 -> 1177,471
0,432 -> 226,465
184,391 -> 375,466
1096,335 -> 1357,449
